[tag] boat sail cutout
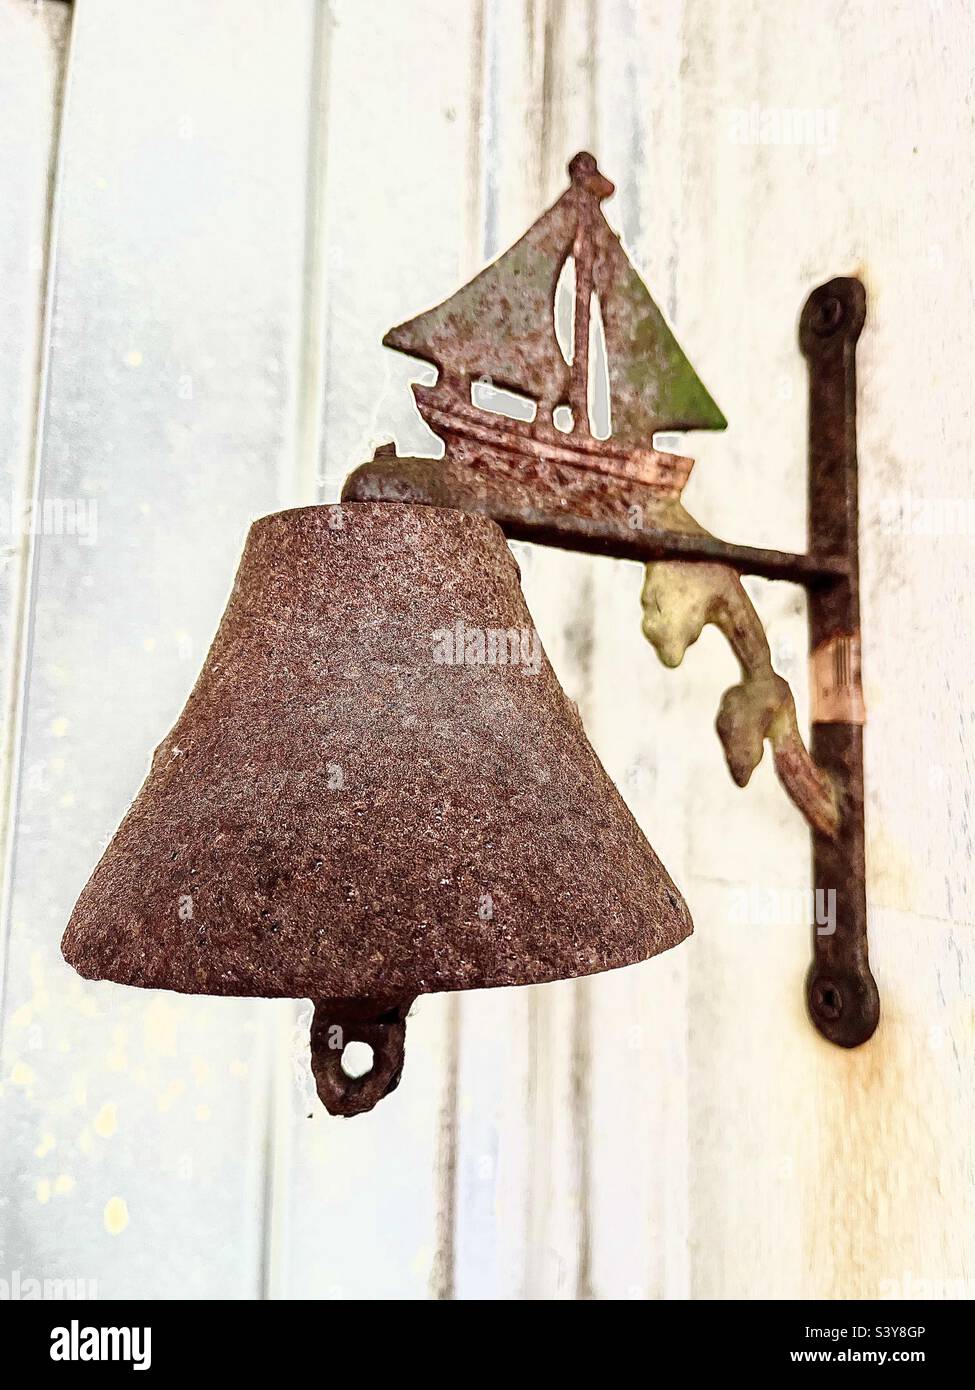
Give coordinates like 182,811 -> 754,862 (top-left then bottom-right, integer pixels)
383,152 -> 725,495
592,218 -> 727,439
383,196 -> 576,416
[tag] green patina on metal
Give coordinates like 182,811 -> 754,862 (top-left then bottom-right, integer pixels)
603,258 -> 728,437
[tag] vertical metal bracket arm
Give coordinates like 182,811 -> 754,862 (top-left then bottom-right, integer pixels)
800,278 -> 879,1046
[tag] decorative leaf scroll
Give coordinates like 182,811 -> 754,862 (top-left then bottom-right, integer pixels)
640,511 -> 840,840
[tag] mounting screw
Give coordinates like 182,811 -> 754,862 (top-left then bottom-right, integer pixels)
811,295 -> 845,337
810,976 -> 843,1020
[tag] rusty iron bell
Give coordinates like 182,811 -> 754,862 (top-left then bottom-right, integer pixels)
63,502 -> 691,1115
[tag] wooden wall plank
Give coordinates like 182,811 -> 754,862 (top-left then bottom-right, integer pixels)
445,0 -> 610,1301
269,0 -> 482,1301
0,0 -> 319,1299
0,0 -> 71,932
581,0 -> 694,1298
677,0 -> 975,1298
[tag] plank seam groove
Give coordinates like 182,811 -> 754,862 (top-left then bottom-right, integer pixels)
0,0 -> 76,1045
259,0 -> 335,1302
433,0 -> 489,1299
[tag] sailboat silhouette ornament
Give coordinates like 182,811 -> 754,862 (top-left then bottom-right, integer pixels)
345,151 -> 726,538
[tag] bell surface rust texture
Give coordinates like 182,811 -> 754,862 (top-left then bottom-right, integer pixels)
63,502 -> 691,1115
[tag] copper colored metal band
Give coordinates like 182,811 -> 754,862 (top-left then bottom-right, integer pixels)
810,633 -> 866,725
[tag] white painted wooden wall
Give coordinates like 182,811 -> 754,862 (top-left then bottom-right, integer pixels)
1,0 -> 972,1300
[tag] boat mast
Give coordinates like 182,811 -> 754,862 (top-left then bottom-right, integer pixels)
567,152 -> 614,437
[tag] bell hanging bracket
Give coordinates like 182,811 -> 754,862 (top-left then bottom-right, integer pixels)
345,153 -> 879,1048
62,152 -> 877,1125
